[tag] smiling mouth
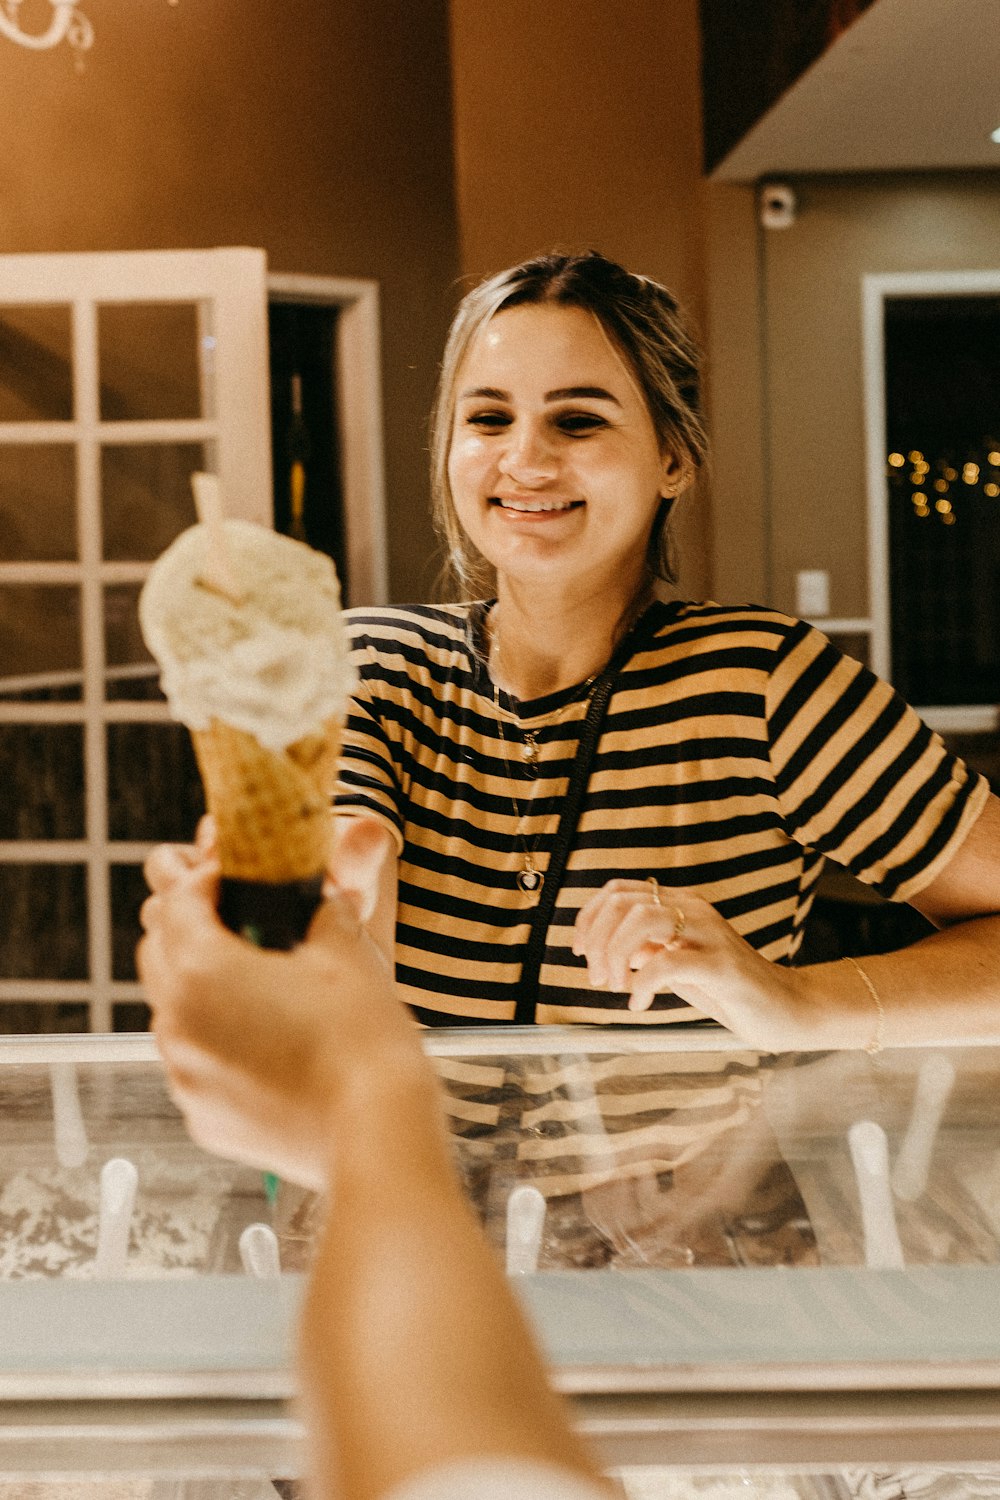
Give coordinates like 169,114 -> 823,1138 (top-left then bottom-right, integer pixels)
490,497 -> 583,514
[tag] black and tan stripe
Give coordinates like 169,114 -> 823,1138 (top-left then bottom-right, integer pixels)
336,601 -> 987,1028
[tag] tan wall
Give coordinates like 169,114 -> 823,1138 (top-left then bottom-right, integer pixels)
448,0 -> 712,600
2,0 -> 460,602
708,172 -> 1000,619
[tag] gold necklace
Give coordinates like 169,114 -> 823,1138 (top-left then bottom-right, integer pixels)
491,646 -> 596,897
492,681 -> 547,895
488,592 -> 651,896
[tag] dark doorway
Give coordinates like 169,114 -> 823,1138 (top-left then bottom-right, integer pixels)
268,301 -> 348,595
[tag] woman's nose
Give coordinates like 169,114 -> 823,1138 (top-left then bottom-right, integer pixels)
497,422 -> 557,483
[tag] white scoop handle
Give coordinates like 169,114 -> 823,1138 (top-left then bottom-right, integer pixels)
239,1222 -> 282,1279
49,1060 -> 89,1169
891,1053 -> 956,1203
848,1120 -> 905,1269
506,1184 -> 546,1276
93,1157 -> 139,1278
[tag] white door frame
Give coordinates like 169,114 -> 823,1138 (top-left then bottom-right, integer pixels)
267,274 -> 388,605
862,269 -> 1000,733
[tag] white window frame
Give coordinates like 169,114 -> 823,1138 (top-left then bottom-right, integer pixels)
862,270 -> 1000,734
0,248 -> 272,1029
267,273 -> 388,605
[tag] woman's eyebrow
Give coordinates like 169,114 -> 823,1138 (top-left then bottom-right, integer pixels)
456,384 -> 623,405
545,385 -> 622,405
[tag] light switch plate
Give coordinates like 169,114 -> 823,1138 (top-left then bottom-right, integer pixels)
796,569 -> 830,617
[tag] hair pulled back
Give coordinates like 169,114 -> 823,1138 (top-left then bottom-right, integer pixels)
430,249 -> 707,598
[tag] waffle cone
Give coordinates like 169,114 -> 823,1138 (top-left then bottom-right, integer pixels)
191,717 -> 341,884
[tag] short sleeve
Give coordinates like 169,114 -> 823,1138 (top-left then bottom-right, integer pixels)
765,621 -> 989,902
334,637 -> 405,854
382,1457 -> 615,1500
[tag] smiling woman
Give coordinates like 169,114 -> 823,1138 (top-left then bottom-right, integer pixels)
446,303 -> 683,639
326,249 -> 1000,1051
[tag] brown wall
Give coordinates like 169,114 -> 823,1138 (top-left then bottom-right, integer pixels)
448,0 -> 712,600
708,172 -> 1000,620
2,0 -> 461,602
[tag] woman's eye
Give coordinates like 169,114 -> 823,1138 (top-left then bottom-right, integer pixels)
464,410 -> 511,430
556,412 -> 607,435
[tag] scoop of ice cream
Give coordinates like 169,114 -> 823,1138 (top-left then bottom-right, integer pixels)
139,520 -> 355,751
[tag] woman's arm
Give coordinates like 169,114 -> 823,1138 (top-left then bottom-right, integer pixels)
330,813 -> 399,962
574,794 -> 1000,1052
138,865 -> 608,1500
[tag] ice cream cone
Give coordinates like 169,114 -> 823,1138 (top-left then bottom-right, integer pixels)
139,517 -> 355,946
192,715 -> 341,885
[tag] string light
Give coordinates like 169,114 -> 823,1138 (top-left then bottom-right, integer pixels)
887,442 -> 1000,526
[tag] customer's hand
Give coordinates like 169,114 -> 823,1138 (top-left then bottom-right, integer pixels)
138,853 -> 419,1189
145,813 -> 391,927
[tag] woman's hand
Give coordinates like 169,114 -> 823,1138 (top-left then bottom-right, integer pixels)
573,878 -> 810,1050
137,853 -> 419,1190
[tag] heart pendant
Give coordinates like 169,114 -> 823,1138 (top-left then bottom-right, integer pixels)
517,868 -> 543,894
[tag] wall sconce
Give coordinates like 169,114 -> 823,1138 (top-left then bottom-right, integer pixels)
0,0 -> 93,57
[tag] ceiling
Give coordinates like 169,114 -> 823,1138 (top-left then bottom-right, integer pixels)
711,0 -> 1000,182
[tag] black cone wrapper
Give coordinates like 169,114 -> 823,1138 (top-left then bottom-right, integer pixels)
218,874 -> 325,951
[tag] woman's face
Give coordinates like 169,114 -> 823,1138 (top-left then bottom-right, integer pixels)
447,302 -> 684,595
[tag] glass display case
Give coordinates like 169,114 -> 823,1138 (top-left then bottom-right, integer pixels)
2,1027 -> 1000,1494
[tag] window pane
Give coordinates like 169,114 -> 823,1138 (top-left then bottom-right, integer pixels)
0,1000 -> 89,1034
101,442 -> 202,562
107,723 -> 205,842
0,865 -> 87,980
0,305 -> 73,422
104,582 -> 162,703
0,444 -> 76,562
111,863 -> 148,982
0,725 -> 85,839
98,302 -> 203,421
0,586 -> 80,701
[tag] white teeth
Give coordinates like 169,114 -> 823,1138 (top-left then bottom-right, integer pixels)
498,498 -> 575,513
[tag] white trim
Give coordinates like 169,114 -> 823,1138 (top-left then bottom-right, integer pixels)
805,617 -> 872,636
268,273 -> 388,605
862,269 -> 1000,695
861,277 -> 892,682
917,705 -> 1000,734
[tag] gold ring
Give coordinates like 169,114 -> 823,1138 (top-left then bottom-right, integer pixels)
670,906 -> 686,942
647,876 -> 662,906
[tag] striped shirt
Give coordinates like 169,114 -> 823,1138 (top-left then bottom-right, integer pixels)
336,600 -> 987,1029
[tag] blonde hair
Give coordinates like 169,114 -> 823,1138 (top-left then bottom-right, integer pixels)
430,250 -> 707,599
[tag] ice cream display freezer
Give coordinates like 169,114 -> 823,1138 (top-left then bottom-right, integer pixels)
2,1027 -> 1000,1491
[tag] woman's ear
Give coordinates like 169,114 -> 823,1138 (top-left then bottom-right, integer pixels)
660,451 -> 693,499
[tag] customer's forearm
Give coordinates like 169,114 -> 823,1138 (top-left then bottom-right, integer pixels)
298,1062 -> 602,1500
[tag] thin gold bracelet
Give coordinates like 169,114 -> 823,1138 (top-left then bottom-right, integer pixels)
846,955 -> 886,1056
